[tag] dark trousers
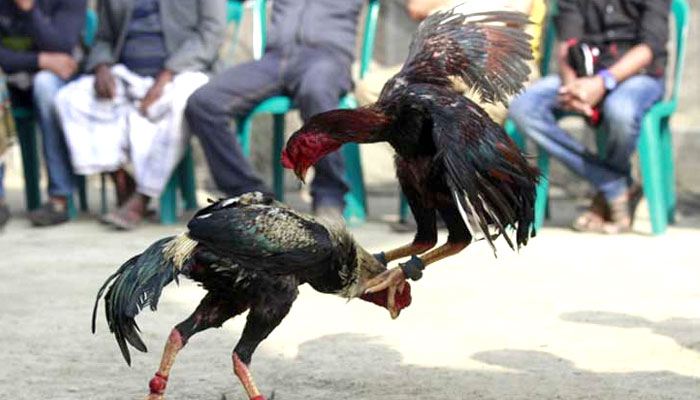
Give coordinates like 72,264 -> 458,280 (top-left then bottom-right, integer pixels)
185,46 -> 352,209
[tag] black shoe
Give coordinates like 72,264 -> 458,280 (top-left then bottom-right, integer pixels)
0,202 -> 9,229
28,201 -> 69,227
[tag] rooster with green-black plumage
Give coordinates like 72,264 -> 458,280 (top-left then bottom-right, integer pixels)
92,192 -> 411,400
282,7 -> 540,297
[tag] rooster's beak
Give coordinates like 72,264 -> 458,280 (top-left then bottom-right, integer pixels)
294,167 -> 308,184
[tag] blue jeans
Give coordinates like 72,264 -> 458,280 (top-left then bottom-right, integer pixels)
509,74 -> 665,201
33,71 -> 74,198
10,71 -> 74,198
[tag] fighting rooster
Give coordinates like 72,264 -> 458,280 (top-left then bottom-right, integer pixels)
282,9 -> 539,294
92,192 -> 410,400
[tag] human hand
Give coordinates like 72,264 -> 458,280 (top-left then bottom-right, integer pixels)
139,70 -> 173,116
38,52 -> 78,80
557,76 -> 606,116
93,64 -> 116,99
13,0 -> 35,12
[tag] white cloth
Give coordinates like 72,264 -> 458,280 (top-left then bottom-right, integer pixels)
56,65 -> 208,197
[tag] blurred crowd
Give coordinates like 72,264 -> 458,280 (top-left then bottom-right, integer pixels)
0,0 -> 672,234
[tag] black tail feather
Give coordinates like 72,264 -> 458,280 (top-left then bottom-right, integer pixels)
92,236 -> 181,365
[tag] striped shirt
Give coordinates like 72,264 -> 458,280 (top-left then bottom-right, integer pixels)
118,0 -> 168,77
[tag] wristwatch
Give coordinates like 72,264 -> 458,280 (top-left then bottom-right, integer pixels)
597,69 -> 617,91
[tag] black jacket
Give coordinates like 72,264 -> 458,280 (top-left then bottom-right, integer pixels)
0,0 -> 86,73
556,0 -> 670,76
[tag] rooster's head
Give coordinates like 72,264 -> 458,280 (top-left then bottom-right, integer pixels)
282,108 -> 391,183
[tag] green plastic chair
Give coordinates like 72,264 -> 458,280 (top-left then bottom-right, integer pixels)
504,0 -> 688,235
236,0 -> 379,225
157,0 -> 247,224
11,8 -> 97,218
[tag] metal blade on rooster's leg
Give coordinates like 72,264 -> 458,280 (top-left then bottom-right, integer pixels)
283,7 -> 539,302
92,193 -> 412,399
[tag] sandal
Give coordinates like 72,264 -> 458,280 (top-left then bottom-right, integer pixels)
102,193 -> 149,231
572,192 -> 608,232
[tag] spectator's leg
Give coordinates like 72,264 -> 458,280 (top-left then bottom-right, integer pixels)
185,56 -> 284,197
32,71 -> 74,201
600,75 -> 665,194
509,75 -> 627,198
287,49 -> 352,212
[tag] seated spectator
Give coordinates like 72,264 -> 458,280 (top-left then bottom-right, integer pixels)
508,0 -> 669,234
356,0 -> 546,125
0,0 -> 86,226
55,0 -> 226,230
185,0 -> 368,221
0,67 -> 17,228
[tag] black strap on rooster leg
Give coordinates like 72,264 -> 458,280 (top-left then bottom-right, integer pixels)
400,255 -> 425,281
373,252 -> 388,266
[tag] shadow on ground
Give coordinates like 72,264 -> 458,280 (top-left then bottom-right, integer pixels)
200,332 -> 700,400
561,310 -> 700,353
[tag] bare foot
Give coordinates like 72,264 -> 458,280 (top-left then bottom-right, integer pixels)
103,193 -> 150,230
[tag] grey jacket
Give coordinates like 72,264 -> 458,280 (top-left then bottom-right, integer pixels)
268,0 -> 365,61
86,0 -> 226,73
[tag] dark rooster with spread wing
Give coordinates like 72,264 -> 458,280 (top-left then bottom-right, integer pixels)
92,192 -> 410,400
282,9 -> 539,294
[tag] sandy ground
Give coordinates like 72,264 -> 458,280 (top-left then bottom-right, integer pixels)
1,192 -> 699,400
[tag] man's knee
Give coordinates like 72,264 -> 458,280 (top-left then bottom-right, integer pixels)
185,86 -> 214,126
602,98 -> 638,135
508,91 -> 539,127
32,71 -> 63,106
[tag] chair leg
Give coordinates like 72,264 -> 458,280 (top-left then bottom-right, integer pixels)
399,192 -> 409,223
236,116 -> 253,158
100,173 -> 108,215
272,114 -> 285,202
15,116 -> 41,210
504,119 -> 526,149
638,115 -> 667,235
77,175 -> 88,212
159,173 -> 179,225
659,117 -> 675,224
178,147 -> 198,210
534,147 -> 550,232
342,143 -> 367,225
67,195 -> 77,219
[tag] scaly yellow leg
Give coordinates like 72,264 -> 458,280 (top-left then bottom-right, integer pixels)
141,329 -> 186,400
233,353 -> 266,400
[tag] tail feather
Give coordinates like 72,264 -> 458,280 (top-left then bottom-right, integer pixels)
92,236 -> 188,365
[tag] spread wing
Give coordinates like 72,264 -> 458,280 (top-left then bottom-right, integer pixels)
381,9 -> 533,106
187,194 -> 334,275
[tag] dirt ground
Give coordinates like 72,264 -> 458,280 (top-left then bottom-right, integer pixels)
1,200 -> 699,399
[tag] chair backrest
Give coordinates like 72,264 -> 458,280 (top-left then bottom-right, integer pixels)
227,0 -> 246,50
668,0 -> 689,106
539,0 -> 688,103
251,0 -> 380,79
82,8 -> 98,48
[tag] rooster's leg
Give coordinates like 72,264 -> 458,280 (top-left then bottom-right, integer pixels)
378,189 -> 437,264
366,205 -> 470,294
142,293 -> 249,400
233,287 -> 297,400
405,204 -> 471,268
